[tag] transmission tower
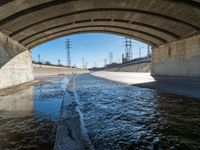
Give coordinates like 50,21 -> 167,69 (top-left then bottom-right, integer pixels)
109,52 -> 113,64
65,39 -> 71,67
124,38 -> 133,61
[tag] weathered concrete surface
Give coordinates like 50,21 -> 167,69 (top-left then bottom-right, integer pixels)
33,64 -> 88,78
0,31 -> 33,89
0,0 -> 199,48
54,76 -> 92,150
104,62 -> 151,72
0,31 -> 26,67
152,34 -> 200,77
91,71 -> 200,99
0,50 -> 34,89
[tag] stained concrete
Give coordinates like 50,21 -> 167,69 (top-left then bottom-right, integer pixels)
0,0 -> 199,48
152,34 -> 200,77
0,50 -> 34,89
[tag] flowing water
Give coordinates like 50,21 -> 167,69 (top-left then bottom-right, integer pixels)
0,73 -> 200,150
74,74 -> 200,150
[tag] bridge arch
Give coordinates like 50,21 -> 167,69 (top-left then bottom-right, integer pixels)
0,0 -> 199,49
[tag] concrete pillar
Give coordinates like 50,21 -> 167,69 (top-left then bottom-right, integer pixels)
0,32 -> 34,89
151,34 -> 200,77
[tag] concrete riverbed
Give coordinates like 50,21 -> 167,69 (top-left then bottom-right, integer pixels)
0,73 -> 200,150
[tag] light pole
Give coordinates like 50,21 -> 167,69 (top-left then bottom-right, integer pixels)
38,54 -> 41,67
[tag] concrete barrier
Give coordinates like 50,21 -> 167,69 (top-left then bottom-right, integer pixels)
152,34 -> 200,77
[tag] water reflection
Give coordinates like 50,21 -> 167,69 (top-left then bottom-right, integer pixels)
0,77 -> 68,150
0,86 -> 34,112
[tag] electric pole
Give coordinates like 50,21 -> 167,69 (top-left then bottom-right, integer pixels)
38,54 -> 41,67
38,54 -> 40,63
58,59 -> 61,65
109,52 -> 113,64
82,57 -> 85,69
65,39 -> 71,67
85,62 -> 88,69
104,58 -> 107,67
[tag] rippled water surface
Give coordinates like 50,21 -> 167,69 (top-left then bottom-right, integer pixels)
74,74 -> 200,150
0,73 -> 200,150
0,77 -> 68,150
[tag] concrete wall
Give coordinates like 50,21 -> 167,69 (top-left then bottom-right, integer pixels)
33,64 -> 88,77
0,31 -> 34,89
0,50 -> 34,89
104,62 -> 151,72
152,34 -> 200,77
0,31 -> 26,67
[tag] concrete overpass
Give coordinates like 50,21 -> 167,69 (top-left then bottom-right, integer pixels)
0,0 -> 200,89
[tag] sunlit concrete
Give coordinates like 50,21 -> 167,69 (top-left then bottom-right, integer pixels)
0,50 -> 34,89
92,71 -> 155,84
91,71 -> 200,99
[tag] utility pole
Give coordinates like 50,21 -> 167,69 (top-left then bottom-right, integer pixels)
65,39 -> 71,67
94,62 -> 97,68
82,57 -> 85,69
38,54 -> 41,67
124,37 -> 133,61
104,58 -> 107,67
38,54 -> 40,63
58,59 -> 61,65
109,52 -> 113,64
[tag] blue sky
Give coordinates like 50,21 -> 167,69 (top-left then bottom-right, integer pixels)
32,33 -> 149,68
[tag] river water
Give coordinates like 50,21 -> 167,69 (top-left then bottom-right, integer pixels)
74,74 -> 200,150
0,76 -> 68,150
0,73 -> 200,150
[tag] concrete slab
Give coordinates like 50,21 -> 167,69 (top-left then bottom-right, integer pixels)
91,71 -> 200,99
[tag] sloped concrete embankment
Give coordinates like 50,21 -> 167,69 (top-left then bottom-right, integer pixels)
104,62 -> 150,72
54,76 -> 93,150
33,64 -> 87,77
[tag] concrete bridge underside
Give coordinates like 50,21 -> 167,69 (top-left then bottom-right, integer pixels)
0,0 -> 200,89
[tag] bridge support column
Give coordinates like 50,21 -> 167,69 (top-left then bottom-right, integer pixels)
0,32 -> 34,89
151,34 -> 200,77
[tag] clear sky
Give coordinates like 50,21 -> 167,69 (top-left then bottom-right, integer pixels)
32,33 -> 149,68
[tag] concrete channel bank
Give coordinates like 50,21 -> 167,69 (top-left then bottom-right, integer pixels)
91,71 -> 200,99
